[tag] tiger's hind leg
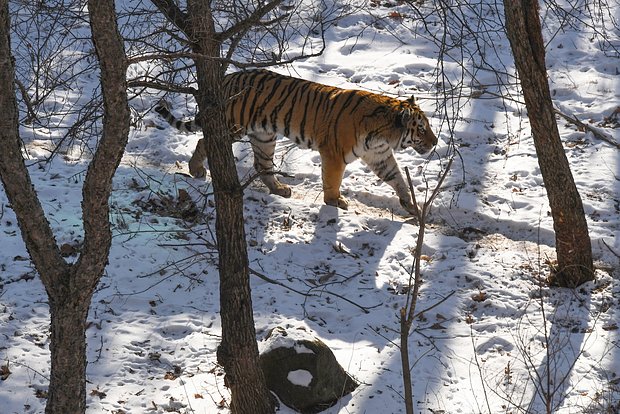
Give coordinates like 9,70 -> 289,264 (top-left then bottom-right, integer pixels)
249,133 -> 292,198
189,138 -> 208,178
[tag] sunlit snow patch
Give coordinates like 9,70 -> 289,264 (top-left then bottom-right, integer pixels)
287,369 -> 313,387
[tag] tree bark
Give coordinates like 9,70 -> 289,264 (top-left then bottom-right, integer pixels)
503,0 -> 594,287
184,2 -> 275,412
45,298 -> 90,413
0,0 -> 129,412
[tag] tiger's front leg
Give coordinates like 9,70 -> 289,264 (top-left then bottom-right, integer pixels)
320,152 -> 348,210
362,151 -> 417,215
249,133 -> 292,198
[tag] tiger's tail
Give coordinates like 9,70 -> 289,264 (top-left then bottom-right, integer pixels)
154,100 -> 201,133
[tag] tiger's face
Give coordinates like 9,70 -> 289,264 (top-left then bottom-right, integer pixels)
397,99 -> 438,154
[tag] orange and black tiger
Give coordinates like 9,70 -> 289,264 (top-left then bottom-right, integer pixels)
154,69 -> 437,214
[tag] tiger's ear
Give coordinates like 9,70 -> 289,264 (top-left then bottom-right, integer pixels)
407,95 -> 416,105
395,109 -> 412,128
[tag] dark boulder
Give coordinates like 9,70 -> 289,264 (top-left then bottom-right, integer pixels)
259,326 -> 358,413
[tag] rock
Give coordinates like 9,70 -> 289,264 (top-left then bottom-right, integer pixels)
259,326 -> 358,413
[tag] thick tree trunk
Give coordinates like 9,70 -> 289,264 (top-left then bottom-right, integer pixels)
1,0 -> 129,412
186,2 -> 274,412
46,296 -> 90,413
503,0 -> 594,287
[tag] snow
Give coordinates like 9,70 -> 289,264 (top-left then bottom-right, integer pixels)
287,370 -> 313,388
1,1 -> 620,413
259,326 -> 317,355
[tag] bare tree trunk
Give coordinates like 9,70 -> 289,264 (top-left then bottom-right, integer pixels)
183,2 -> 274,412
0,0 -> 129,412
503,0 -> 594,287
46,297 -> 90,413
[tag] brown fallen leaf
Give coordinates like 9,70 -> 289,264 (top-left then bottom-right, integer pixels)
0,364 -> 11,380
472,291 -> 487,302
90,388 -> 107,399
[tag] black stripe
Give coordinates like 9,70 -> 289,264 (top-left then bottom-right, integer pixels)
154,105 -> 168,116
331,92 -> 358,140
269,79 -> 298,131
299,84 -> 317,143
248,73 -> 272,129
238,71 -> 264,126
381,164 -> 399,182
283,81 -> 309,137
252,134 -> 276,143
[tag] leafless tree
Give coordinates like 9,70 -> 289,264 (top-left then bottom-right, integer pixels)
122,0 -> 339,95
400,1 -> 598,287
0,0 -> 129,412
129,1 -> 351,411
143,1 -> 290,412
9,0 -> 105,159
387,1 -> 609,410
399,164 -> 454,414
503,0 -> 594,287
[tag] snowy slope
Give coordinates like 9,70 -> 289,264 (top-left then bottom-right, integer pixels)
1,1 -> 619,413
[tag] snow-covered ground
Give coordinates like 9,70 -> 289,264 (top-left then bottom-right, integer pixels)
1,1 -> 619,413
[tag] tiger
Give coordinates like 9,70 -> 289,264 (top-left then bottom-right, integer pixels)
154,69 -> 438,214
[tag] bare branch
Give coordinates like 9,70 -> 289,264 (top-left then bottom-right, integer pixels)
127,79 -> 197,95
554,107 -> 620,150
404,167 -> 421,220
216,0 -> 283,42
412,290 -> 456,320
76,0 -> 131,289
13,77 -> 37,124
128,38 -> 327,72
249,268 -> 380,314
0,0 -> 68,287
150,0 -> 193,41
601,238 -> 620,259
127,51 -> 202,65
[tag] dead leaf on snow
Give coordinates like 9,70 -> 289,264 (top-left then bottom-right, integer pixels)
472,291 -> 487,302
0,364 -> 11,380
90,388 -> 107,399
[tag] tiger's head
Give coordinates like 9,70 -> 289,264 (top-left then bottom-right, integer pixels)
395,96 -> 437,154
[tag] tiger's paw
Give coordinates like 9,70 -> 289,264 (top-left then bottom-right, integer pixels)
189,162 -> 207,179
325,196 -> 349,210
400,198 -> 418,216
270,185 -> 292,198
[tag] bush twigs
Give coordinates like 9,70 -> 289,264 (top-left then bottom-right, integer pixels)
399,158 -> 453,414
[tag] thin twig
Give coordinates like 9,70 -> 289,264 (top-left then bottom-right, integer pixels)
470,325 -> 493,414
306,285 -> 381,314
412,290 -> 456,320
601,238 -> 620,259
14,78 -> 38,123
249,267 -> 311,297
250,268 -> 380,314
